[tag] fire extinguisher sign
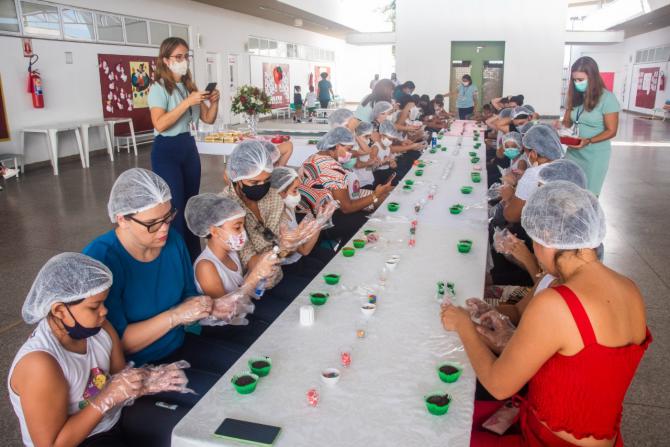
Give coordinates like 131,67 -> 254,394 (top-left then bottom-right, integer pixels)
23,38 -> 33,57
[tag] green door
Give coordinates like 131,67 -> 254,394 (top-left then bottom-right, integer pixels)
449,42 -> 505,114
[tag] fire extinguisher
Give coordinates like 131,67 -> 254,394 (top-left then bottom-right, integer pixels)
660,71 -> 666,91
27,54 -> 44,108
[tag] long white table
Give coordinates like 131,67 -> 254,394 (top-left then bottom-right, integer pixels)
197,137 -> 318,168
173,134 -> 488,446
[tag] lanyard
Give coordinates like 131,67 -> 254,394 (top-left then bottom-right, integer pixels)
574,105 -> 583,124
175,85 -> 193,119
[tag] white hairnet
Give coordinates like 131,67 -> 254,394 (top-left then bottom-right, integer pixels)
538,159 -> 587,189
270,167 -> 298,193
226,140 -> 273,182
518,121 -> 535,135
328,108 -> 355,128
524,104 -> 536,114
512,106 -> 532,119
379,120 -> 402,139
499,108 -> 514,119
107,168 -> 172,223
372,101 -> 393,120
522,124 -> 563,160
185,193 -> 245,238
356,121 -> 373,136
521,180 -> 605,250
260,140 -> 281,164
318,127 -> 355,150
22,253 -> 113,324
501,131 -> 522,148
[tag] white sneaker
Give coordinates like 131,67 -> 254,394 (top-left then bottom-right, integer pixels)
2,167 -> 18,180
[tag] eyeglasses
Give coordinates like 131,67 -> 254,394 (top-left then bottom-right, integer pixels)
168,52 -> 193,63
125,208 -> 178,233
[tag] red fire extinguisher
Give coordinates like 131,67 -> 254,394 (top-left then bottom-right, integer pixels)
660,71 -> 666,91
27,54 -> 44,108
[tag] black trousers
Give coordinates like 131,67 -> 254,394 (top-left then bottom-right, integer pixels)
321,209 -> 369,246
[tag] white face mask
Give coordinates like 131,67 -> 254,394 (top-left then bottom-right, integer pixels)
382,137 -> 392,147
169,60 -> 189,77
283,193 -> 301,209
220,230 -> 247,251
409,106 -> 421,121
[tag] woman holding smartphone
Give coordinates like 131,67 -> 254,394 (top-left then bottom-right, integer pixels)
148,37 -> 220,260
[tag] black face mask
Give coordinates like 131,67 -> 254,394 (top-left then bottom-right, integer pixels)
239,181 -> 271,201
61,305 -> 102,340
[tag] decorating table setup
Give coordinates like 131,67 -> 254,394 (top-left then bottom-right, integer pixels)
173,125 -> 490,446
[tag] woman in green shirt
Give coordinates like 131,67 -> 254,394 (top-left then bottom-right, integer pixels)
562,56 -> 620,196
148,37 -> 220,259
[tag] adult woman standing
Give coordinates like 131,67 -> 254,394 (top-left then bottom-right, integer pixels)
148,37 -> 220,259
562,56 -> 619,196
445,74 -> 478,119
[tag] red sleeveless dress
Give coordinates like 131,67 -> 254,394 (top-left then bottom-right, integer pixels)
471,285 -> 652,446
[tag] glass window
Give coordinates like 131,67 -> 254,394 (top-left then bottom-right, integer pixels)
248,37 -> 259,54
62,8 -> 94,41
260,38 -> 268,55
170,24 -> 188,41
149,21 -> 168,45
0,0 -> 20,33
124,17 -> 148,44
297,44 -> 306,59
96,13 -> 123,42
21,1 -> 60,38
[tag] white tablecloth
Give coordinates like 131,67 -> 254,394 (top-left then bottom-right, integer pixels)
173,135 -> 488,447
197,137 -> 318,167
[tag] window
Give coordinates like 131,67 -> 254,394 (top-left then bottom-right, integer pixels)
0,0 -> 20,33
170,24 -> 188,41
259,38 -> 268,55
21,1 -> 60,38
248,37 -> 259,55
96,13 -> 123,42
62,8 -> 94,41
124,17 -> 147,44
149,20 -> 168,45
287,43 -> 297,58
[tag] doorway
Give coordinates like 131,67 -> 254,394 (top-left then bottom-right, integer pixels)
449,42 -> 505,114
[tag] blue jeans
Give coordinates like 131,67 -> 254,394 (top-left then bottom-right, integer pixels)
151,132 -> 201,261
458,106 -> 474,120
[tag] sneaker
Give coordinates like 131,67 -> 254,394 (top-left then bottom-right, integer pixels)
3,167 -> 18,180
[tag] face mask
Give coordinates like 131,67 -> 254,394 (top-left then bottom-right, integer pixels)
342,157 -> 357,170
61,305 -> 102,340
283,193 -> 301,209
504,147 -> 521,159
463,82 -> 470,86
169,60 -> 189,77
337,152 -> 352,164
239,182 -> 271,202
381,137 -> 392,147
409,107 -> 421,121
221,230 -> 247,251
574,79 -> 588,93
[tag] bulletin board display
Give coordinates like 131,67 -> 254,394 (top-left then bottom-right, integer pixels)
263,62 -> 291,109
634,66 -> 660,109
97,54 -> 157,134
0,75 -> 9,141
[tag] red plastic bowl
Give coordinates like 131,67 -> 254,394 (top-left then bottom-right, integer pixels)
560,136 -> 582,146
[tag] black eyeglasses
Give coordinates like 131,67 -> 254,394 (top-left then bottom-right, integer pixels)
125,208 -> 178,233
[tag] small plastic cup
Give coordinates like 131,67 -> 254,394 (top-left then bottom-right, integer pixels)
387,202 -> 400,212
471,173 -> 481,183
402,185 -> 413,192
437,363 -> 462,383
231,372 -> 259,394
353,239 -> 366,249
469,151 -> 477,157
424,392 -> 452,416
429,148 -> 437,154
441,146 -> 447,152
460,186 -> 473,194
248,357 -> 272,377
404,179 -> 415,186
310,292 -> 329,306
470,157 -> 480,163
342,246 -> 356,257
363,229 -> 376,235
415,169 -> 424,177
457,239 -> 473,253
474,142 -> 481,148
449,204 -> 464,215
321,368 -> 341,386
323,273 -> 340,285
360,303 -> 376,316
417,162 -> 426,168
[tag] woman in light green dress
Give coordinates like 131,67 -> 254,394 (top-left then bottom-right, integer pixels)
562,56 -> 620,196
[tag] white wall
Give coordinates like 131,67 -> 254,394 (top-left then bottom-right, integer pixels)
395,0 -> 567,116
567,25 -> 670,114
0,0 -> 347,164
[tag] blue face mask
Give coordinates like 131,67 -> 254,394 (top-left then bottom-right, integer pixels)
342,157 -> 358,170
504,147 -> 521,160
61,305 -> 102,340
574,79 -> 588,93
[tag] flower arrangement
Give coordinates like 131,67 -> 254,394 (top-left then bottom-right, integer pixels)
231,85 -> 271,116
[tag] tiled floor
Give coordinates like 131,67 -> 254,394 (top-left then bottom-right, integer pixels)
0,113 -> 668,445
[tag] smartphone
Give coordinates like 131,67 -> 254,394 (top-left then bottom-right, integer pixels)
213,418 -> 281,446
205,82 -> 217,94
386,172 -> 397,184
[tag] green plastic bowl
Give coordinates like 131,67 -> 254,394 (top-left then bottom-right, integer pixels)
387,202 -> 400,212
417,162 -> 426,168
449,205 -> 464,215
469,151 -> 477,157
457,240 -> 473,253
231,372 -> 259,394
425,394 -> 452,416
474,143 -> 482,148
441,146 -> 447,152
404,179 -> 415,186
471,173 -> 481,183
402,185 -> 413,192
310,292 -> 330,305
460,186 -> 473,194
353,239 -> 366,249
437,363 -> 462,383
248,357 -> 272,377
429,148 -> 437,154
470,157 -> 480,163
342,247 -> 356,257
323,273 -> 340,285
363,229 -> 376,235
415,170 -> 424,177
